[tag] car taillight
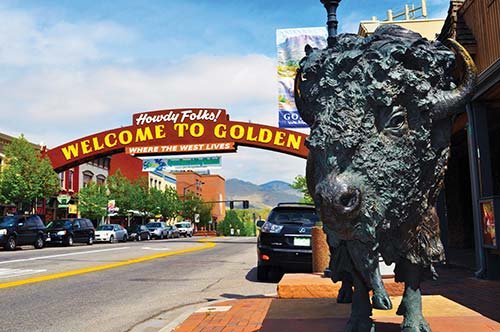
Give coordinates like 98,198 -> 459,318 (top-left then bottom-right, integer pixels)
261,222 -> 284,234
260,254 -> 270,261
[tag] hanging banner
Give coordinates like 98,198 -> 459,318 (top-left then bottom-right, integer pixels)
277,27 -> 327,128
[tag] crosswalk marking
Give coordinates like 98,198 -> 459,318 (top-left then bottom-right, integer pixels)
0,268 -> 47,279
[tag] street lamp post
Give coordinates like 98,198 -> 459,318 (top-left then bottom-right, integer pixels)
320,0 -> 342,38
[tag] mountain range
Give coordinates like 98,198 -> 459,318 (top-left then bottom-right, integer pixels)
225,179 -> 303,210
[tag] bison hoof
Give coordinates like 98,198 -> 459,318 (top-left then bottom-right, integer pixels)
401,318 -> 431,332
372,292 -> 393,310
346,317 -> 375,332
337,285 -> 353,304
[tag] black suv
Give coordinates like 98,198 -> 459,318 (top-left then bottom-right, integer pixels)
256,203 -> 319,281
0,215 -> 47,250
46,218 -> 95,246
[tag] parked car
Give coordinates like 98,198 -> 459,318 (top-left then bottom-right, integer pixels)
146,221 -> 169,239
175,221 -> 193,237
166,225 -> 180,238
95,224 -> 128,242
127,225 -> 151,241
46,218 -> 95,246
256,203 -> 319,281
0,215 -> 47,250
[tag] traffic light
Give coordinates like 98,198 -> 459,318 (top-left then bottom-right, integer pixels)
243,200 -> 249,209
229,201 -> 234,209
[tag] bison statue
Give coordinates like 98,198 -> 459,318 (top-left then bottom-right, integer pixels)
294,25 -> 476,332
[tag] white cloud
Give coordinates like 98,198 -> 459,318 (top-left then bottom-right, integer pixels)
0,6 -> 134,67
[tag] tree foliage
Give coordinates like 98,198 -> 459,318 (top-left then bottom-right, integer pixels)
290,175 -> 314,204
0,135 -> 59,212
180,192 -> 213,227
106,170 -> 181,221
218,209 -> 244,236
77,182 -> 108,221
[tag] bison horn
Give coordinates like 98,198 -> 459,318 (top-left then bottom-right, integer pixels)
433,38 -> 477,120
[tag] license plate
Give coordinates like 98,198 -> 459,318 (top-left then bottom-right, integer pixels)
293,237 -> 310,247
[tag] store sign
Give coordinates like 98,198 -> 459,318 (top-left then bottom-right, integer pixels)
57,194 -> 71,208
46,108 -> 309,172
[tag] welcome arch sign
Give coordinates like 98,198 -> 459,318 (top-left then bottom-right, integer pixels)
47,108 -> 309,172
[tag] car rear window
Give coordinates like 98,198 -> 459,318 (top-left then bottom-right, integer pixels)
147,223 -> 161,228
268,209 -> 318,226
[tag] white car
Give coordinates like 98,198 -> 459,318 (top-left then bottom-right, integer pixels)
95,224 -> 128,243
175,221 -> 193,237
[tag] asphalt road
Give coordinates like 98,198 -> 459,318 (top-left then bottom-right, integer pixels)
0,237 -> 278,332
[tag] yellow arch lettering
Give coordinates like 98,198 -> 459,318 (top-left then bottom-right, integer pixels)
286,134 -> 301,150
118,130 -> 133,145
136,127 -> 154,142
229,125 -> 245,140
61,144 -> 79,161
104,133 -> 117,147
214,124 -> 227,138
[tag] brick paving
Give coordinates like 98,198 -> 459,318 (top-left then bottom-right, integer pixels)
170,266 -> 500,332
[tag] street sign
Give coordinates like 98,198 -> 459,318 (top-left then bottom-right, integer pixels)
143,156 -> 222,172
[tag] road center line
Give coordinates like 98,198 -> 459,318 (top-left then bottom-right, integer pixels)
0,240 -> 216,289
0,247 -> 130,265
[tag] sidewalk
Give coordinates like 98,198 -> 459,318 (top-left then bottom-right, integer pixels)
160,266 -> 500,332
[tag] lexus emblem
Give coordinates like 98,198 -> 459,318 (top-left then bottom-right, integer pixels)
299,227 -> 306,233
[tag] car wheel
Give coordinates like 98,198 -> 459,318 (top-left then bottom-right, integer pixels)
257,265 -> 270,282
65,235 -> 73,246
34,235 -> 44,249
147,234 -> 151,240
160,233 -> 163,240
109,235 -> 114,243
87,235 -> 94,245
122,235 -> 128,242
6,236 -> 16,251
188,233 -> 192,237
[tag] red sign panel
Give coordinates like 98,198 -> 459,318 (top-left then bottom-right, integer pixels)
46,108 -> 309,172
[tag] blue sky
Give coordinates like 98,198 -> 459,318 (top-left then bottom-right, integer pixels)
0,0 -> 450,184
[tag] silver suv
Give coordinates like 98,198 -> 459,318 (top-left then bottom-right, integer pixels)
146,222 -> 168,239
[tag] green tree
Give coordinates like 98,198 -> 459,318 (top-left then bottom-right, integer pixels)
290,175 -> 314,204
0,135 -> 59,212
107,170 -> 134,217
180,192 -> 212,226
160,186 -> 181,220
129,176 -> 151,221
77,182 -> 108,221
218,209 -> 244,236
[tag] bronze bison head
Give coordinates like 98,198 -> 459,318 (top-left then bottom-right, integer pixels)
295,25 -> 476,265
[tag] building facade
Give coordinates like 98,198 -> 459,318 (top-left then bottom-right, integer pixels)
438,0 -> 500,279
